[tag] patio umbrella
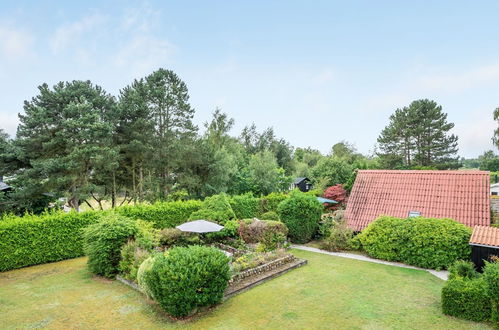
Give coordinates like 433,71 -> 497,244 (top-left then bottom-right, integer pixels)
317,197 -> 338,204
175,219 -> 224,233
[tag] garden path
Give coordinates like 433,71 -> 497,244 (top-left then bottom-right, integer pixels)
292,245 -> 449,280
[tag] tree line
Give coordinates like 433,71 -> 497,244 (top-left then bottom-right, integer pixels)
0,68 -> 462,214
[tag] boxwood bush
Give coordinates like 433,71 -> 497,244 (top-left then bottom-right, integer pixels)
145,246 -> 230,317
0,210 -> 102,271
115,200 -> 202,228
357,216 -> 471,269
83,214 -> 139,278
188,193 -> 236,225
441,277 -> 491,322
277,191 -> 322,243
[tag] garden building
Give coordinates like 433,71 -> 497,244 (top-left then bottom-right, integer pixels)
291,177 -> 312,192
469,225 -> 499,271
345,170 -> 491,231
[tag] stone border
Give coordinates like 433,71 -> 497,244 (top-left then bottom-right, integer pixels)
224,258 -> 307,299
229,255 -> 296,285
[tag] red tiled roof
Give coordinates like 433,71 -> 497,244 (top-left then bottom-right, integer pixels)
470,225 -> 499,247
345,170 -> 490,231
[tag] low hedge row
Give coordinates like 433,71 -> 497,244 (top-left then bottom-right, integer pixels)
0,210 -> 102,271
356,216 -> 472,269
116,200 -> 202,228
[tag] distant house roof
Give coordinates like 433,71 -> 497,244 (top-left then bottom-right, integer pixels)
470,225 -> 499,248
293,177 -> 310,184
345,170 -> 490,231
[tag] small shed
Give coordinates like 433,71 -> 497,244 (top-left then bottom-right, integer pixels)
292,177 -> 312,192
469,225 -> 499,271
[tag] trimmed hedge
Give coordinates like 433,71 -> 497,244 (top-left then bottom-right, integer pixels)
189,194 -> 236,225
116,200 -> 202,228
441,277 -> 491,322
0,210 -> 102,272
277,191 -> 322,243
483,261 -> 499,326
229,194 -> 259,219
145,246 -> 230,317
357,216 -> 471,269
259,192 -> 288,214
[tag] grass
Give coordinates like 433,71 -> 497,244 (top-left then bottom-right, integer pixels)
0,250 -> 492,329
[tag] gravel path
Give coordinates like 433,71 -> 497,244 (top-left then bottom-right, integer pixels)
292,245 -> 449,280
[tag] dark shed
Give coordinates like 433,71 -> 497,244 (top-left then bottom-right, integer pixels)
469,225 -> 499,271
292,177 -> 312,192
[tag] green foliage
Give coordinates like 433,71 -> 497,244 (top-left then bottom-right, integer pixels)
483,261 -> 499,325
137,256 -> 155,299
277,191 -> 322,243
221,219 -> 240,238
231,249 -> 289,273
320,221 -> 354,252
0,210 -> 102,271
229,193 -> 259,219
357,216 -> 471,269
115,200 -> 202,228
82,214 -> 138,278
248,150 -> 291,195
259,192 -> 288,214
448,260 -> 478,280
260,211 -> 280,221
188,193 -> 236,224
310,156 -> 352,190
441,277 -> 491,322
145,246 -> 230,317
118,240 -> 151,282
158,228 -> 200,247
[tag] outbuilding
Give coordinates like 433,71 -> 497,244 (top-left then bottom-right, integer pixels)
469,225 -> 499,271
292,177 -> 312,192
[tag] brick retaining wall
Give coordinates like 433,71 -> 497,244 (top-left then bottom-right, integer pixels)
229,255 -> 296,285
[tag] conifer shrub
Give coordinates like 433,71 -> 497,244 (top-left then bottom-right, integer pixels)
188,193 -> 236,224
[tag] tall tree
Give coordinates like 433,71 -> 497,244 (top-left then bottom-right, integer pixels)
15,81 -> 118,209
493,107 -> 499,149
377,99 -> 458,169
478,150 -> 499,172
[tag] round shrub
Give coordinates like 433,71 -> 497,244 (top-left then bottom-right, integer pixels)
441,277 -> 491,322
277,191 -> 323,243
82,214 -> 138,278
118,240 -> 151,282
320,221 -> 354,252
260,211 -> 280,221
188,193 -> 236,225
357,216 -> 471,269
137,256 -> 155,299
158,228 -> 200,247
448,260 -> 478,280
145,246 -> 230,317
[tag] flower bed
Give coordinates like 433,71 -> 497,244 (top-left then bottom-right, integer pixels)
229,254 -> 296,285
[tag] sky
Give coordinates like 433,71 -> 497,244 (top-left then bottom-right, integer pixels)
1,1 -> 499,158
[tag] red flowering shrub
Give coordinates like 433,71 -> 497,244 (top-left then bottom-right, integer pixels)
323,184 -> 347,210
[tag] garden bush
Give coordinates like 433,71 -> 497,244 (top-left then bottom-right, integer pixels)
323,184 -> 347,210
0,210 -> 101,271
144,246 -> 230,317
260,211 -> 280,221
137,256 -> 155,299
188,193 -> 236,225
448,260 -> 478,280
441,277 -> 491,322
118,240 -> 151,282
320,220 -> 354,252
259,192 -> 288,214
238,219 -> 288,250
231,249 -> 288,273
229,194 -> 259,219
158,228 -> 200,247
277,191 -> 322,243
83,214 -> 139,278
483,261 -> 499,325
116,200 -> 202,228
357,216 -> 471,269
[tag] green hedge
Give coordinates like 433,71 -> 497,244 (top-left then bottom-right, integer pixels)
229,194 -> 260,219
188,194 -> 235,225
483,261 -> 499,326
0,210 -> 102,271
357,216 -> 471,269
441,277 -> 491,322
116,200 -> 202,228
259,192 -> 288,214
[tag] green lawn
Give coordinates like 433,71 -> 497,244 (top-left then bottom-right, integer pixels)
0,250 -> 491,329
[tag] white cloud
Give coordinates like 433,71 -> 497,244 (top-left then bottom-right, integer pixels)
0,26 -> 34,60
416,62 -> 499,93
50,13 -> 105,54
0,111 -> 20,137
454,116 -> 496,157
